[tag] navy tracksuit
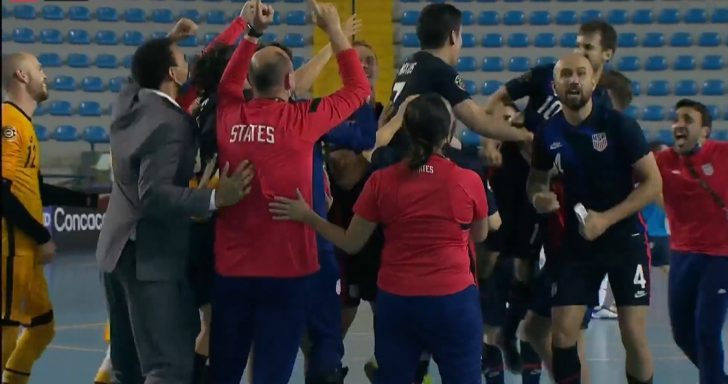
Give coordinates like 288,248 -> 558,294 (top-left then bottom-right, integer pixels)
306,104 -> 377,381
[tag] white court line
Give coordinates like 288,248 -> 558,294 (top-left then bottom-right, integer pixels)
55,322 -> 105,331
48,344 -> 105,353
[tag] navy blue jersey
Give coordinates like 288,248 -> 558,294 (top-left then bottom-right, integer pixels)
531,104 -> 649,255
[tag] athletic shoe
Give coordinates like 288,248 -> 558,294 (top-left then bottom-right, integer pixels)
364,360 -> 377,383
591,306 -> 618,320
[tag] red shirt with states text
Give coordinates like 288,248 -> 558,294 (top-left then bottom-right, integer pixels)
353,155 -> 488,296
215,39 -> 370,277
655,140 -> 728,257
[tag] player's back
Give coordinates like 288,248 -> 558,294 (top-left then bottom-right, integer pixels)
2,102 -> 43,248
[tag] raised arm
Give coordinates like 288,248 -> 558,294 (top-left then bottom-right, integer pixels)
324,103 -> 377,151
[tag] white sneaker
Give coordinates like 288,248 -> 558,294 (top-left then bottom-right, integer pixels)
592,306 -> 618,320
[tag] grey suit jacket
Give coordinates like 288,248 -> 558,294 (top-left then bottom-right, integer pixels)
96,80 -> 212,281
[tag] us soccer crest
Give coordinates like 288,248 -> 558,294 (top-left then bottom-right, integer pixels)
591,132 -> 608,152
454,75 -> 466,91
702,163 -> 714,176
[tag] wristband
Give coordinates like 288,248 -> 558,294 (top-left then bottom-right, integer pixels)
247,25 -> 263,38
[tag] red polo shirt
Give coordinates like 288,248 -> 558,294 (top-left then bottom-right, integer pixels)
655,140 -> 728,257
353,155 -> 488,296
214,39 -> 370,277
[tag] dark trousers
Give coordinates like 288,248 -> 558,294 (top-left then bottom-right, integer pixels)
306,249 -> 345,379
669,252 -> 728,384
375,285 -> 483,384
209,274 -> 309,384
103,242 -> 199,384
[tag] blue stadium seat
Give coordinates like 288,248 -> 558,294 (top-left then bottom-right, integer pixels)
203,32 -> 219,45
36,104 -> 47,116
508,57 -> 530,72
39,29 -> 62,44
52,125 -> 79,141
607,9 -> 628,25
698,32 -> 721,47
702,55 -> 724,70
670,32 -> 692,47
124,8 -> 146,23
580,10 -> 602,23
402,33 -> 419,47
42,5 -> 64,21
555,10 -> 577,25
96,7 -> 119,22
624,105 -> 639,119
712,8 -> 728,23
178,36 -> 198,47
462,33 -> 476,48
122,55 -> 133,69
123,31 -> 145,46
95,30 -> 118,45
457,57 -> 477,72
53,76 -> 76,91
618,33 -> 638,48
95,54 -> 118,69
82,77 -> 104,92
631,81 -> 641,96
2,5 -> 8,19
675,80 -> 698,96
482,57 -> 504,72
207,10 -> 226,24
286,11 -> 306,25
536,56 -> 557,66
644,56 -> 667,71
463,80 -> 477,95
714,130 -> 728,141
478,11 -> 499,26
152,9 -> 174,23
508,33 -> 529,48
38,53 -> 62,68
109,77 -> 126,93
151,31 -> 168,40
657,9 -> 679,24
67,53 -> 91,68
461,11 -> 474,26
482,33 -> 503,47
534,33 -> 556,48
560,32 -> 577,47
529,11 -> 551,25
67,29 -> 90,45
35,125 -> 49,142
401,10 -> 419,25
617,56 -> 640,71
647,80 -> 670,96
631,9 -> 653,24
180,9 -> 201,23
684,8 -> 707,24
643,33 -> 665,47
702,80 -> 725,96
482,80 -> 502,96
68,6 -> 91,21
283,33 -> 305,48
13,5 -> 35,20
79,101 -> 102,116
503,11 -> 525,25
657,129 -> 673,145
705,105 -> 720,121
260,33 -> 277,44
272,12 -> 282,25
49,101 -> 72,116
83,126 -> 110,144
642,106 -> 665,121
292,56 -> 306,70
673,55 -> 696,70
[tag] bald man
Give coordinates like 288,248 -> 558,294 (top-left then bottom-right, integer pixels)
527,53 -> 660,384
2,52 -> 102,384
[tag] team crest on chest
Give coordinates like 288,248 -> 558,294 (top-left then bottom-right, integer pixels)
701,163 -> 714,176
454,75 -> 466,91
591,132 -> 608,152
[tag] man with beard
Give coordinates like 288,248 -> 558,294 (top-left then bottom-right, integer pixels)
655,99 -> 728,384
527,53 -> 660,384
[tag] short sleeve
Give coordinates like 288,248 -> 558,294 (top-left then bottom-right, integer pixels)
352,171 -> 381,223
531,125 -> 554,171
434,65 -> 471,107
616,115 -> 649,165
505,65 -> 550,101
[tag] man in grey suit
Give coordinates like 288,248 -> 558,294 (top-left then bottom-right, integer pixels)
96,19 -> 253,384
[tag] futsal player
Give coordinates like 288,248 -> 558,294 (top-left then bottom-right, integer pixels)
655,99 -> 728,384
528,53 -> 660,384
270,93 -> 489,383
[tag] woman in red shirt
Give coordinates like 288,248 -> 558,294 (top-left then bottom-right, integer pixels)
270,93 -> 489,383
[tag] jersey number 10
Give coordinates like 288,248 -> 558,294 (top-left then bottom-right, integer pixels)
537,95 -> 562,120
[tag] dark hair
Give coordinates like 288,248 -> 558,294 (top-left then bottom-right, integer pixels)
675,98 -> 712,134
579,20 -> 617,54
416,4 -> 462,50
600,69 -> 632,111
404,93 -> 453,170
191,44 -> 236,98
132,38 -> 178,90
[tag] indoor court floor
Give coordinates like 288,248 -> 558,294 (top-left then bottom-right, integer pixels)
30,251 -> 726,383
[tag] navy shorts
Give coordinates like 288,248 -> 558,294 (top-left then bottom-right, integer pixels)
338,230 -> 382,307
648,236 -> 670,267
486,185 -> 545,260
479,258 -> 513,327
529,260 -> 591,329
189,220 -> 215,307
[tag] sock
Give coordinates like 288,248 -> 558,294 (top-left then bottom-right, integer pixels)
93,346 -> 112,384
194,353 -> 208,384
504,282 -> 529,342
626,373 -> 653,384
3,321 -> 55,384
598,277 -> 608,308
2,326 -> 20,371
520,341 -> 542,384
552,345 -> 580,384
482,343 -> 504,384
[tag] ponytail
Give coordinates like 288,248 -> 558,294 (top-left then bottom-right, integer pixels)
408,136 -> 434,170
